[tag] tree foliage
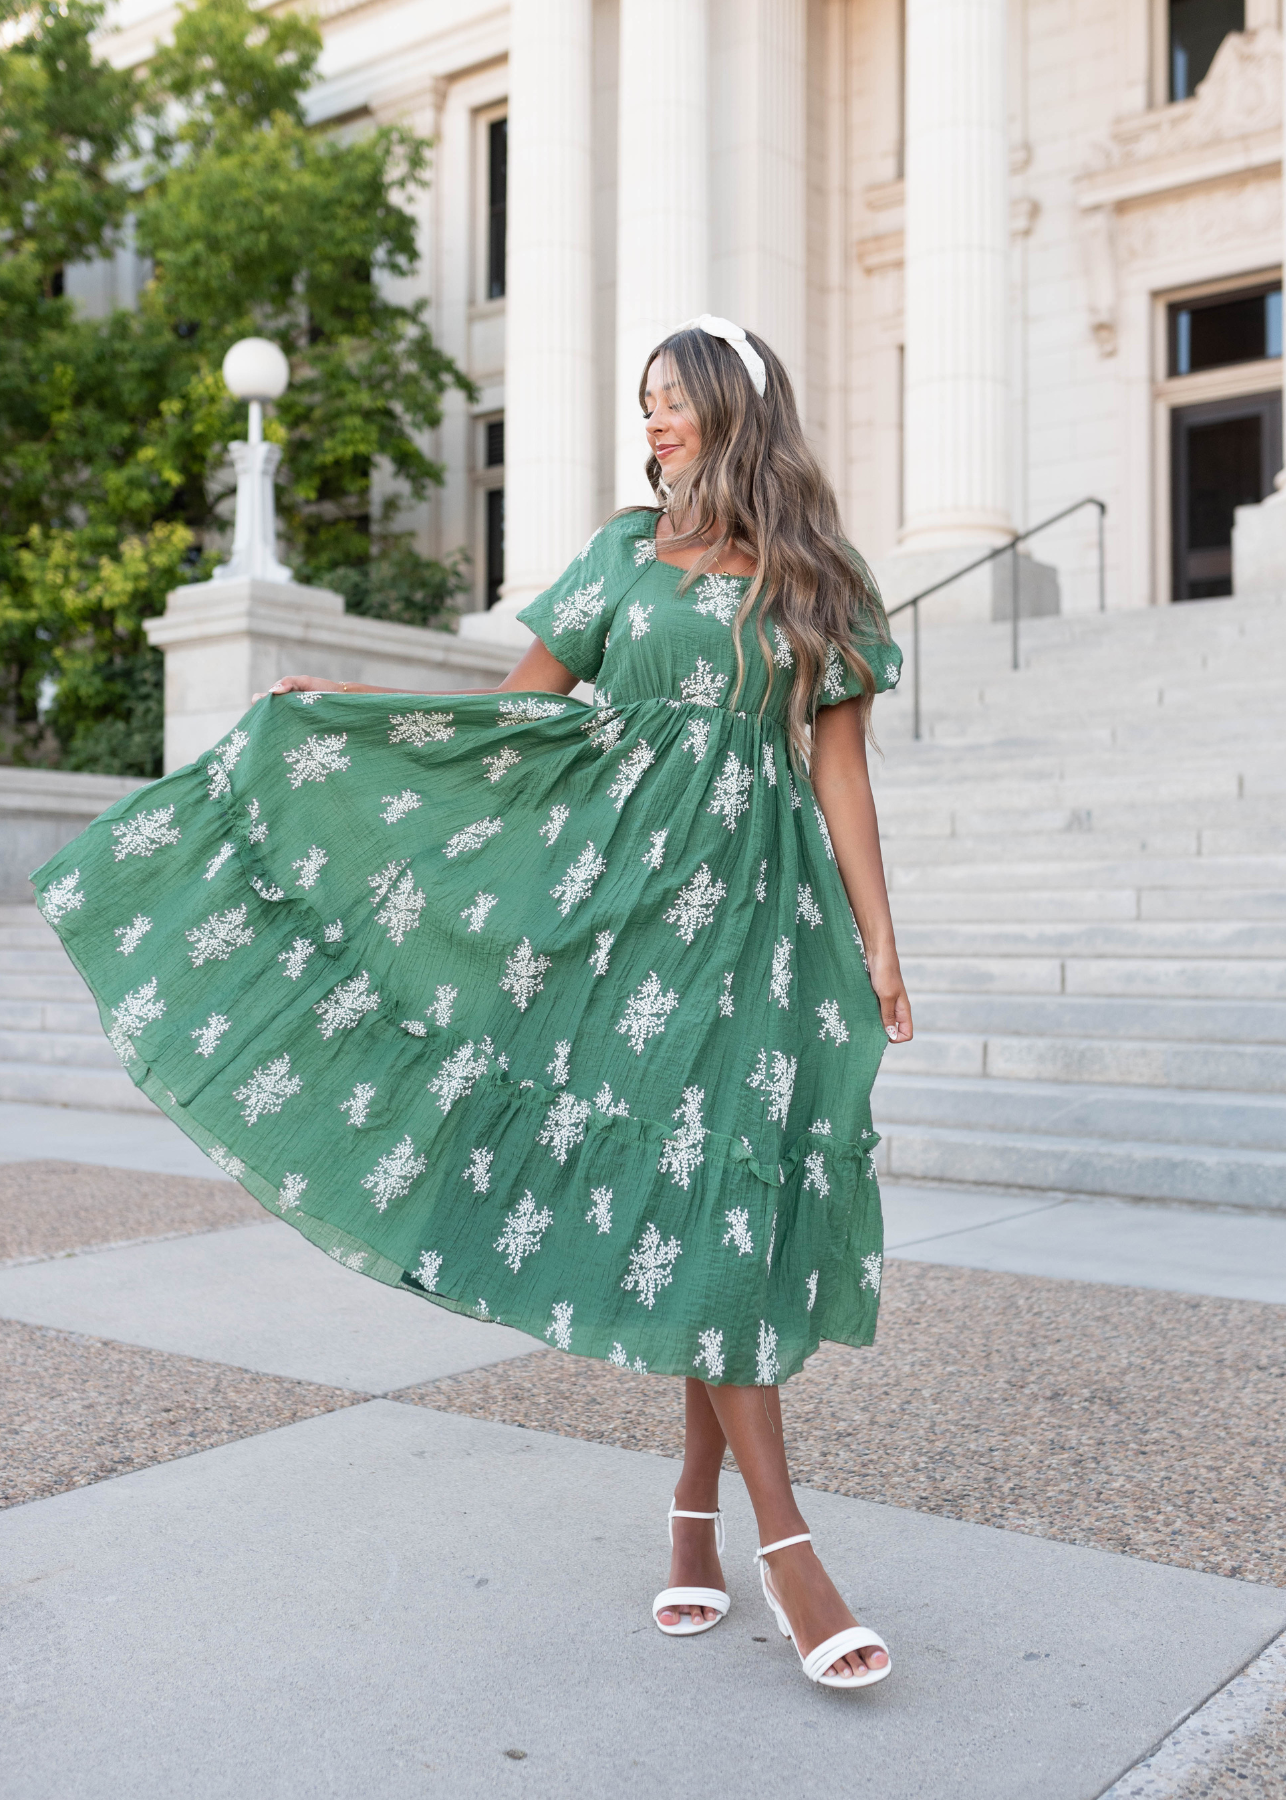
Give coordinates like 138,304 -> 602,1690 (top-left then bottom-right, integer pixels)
0,0 -> 472,774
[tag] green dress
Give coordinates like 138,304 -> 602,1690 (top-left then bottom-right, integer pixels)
31,510 -> 901,1385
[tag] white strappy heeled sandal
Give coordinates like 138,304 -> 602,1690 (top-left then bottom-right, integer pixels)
755,1531 -> 892,1688
652,1500 -> 731,1637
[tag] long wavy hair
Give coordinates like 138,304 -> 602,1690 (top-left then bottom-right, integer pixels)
627,325 -> 890,765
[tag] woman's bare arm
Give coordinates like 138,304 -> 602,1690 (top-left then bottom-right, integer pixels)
810,698 -> 912,1044
255,639 -> 580,702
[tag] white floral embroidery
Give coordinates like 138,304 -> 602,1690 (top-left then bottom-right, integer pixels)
245,798 -> 268,845
191,1012 -> 230,1058
283,733 -> 350,789
537,1090 -> 591,1164
402,1019 -> 428,1037
204,728 -> 250,800
482,747 -> 521,784
803,1150 -> 829,1197
313,971 -> 380,1039
581,699 -> 624,755
462,1146 -> 494,1194
694,1328 -> 725,1379
755,1319 -> 780,1385
755,859 -> 768,904
693,572 -> 742,624
389,709 -> 454,746
545,1040 -> 571,1088
585,1186 -> 613,1234
340,1082 -> 376,1127
822,643 -> 846,700
444,817 -> 503,859
746,1048 -> 797,1126
233,1053 -> 302,1127
279,1172 -> 307,1211
291,845 -> 328,890
707,751 -> 753,832
771,623 -> 794,668
633,536 -> 657,567
817,999 -> 850,1044
250,875 -> 285,903
593,1081 -> 630,1118
206,1144 -> 245,1178
616,971 -> 679,1055
186,904 -> 254,968
39,869 -> 84,924
608,1341 -> 648,1373
714,971 -> 735,1018
622,1221 -> 682,1309
810,1117 -> 832,1135
361,1134 -> 427,1211
885,659 -> 900,686
680,656 -> 728,707
324,919 -> 344,944
112,805 -> 181,861
376,867 -> 425,950
607,739 -> 655,810
380,789 -> 422,825
853,919 -> 870,972
786,772 -> 802,811
495,1190 -> 554,1272
331,1245 -> 368,1272
103,977 -> 163,1064
806,1270 -> 819,1312
860,1252 -> 882,1295
500,937 -> 552,1011
766,1211 -> 777,1272
664,864 -> 727,945
428,1041 -> 489,1113
627,600 -> 653,638
761,741 -> 777,786
498,696 -> 567,726
428,984 -> 458,1028
813,799 -> 835,861
475,1299 -> 490,1319
657,1086 -> 706,1189
545,1301 -> 574,1351
277,936 -> 316,982
538,805 -> 570,847
114,914 -> 152,956
796,884 -> 823,929
460,891 -> 498,933
297,690 -> 322,706
367,860 -> 407,906
416,1250 -> 443,1292
552,577 -> 606,634
204,842 -> 236,881
588,930 -> 614,977
642,829 -> 669,870
550,841 -> 607,917
769,937 -> 793,1009
680,716 -> 710,762
722,1208 -> 754,1256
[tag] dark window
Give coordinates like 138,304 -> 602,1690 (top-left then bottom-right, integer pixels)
488,117 -> 507,300
1168,284 -> 1281,377
485,418 -> 505,467
48,267 -> 64,298
485,487 -> 505,608
1169,0 -> 1243,101
1171,391 -> 1281,600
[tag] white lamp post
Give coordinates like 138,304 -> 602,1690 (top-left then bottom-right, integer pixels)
212,337 -> 294,583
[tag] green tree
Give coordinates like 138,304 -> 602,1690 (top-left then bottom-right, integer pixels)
0,0 -> 472,775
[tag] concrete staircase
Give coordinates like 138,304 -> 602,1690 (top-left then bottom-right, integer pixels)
869,590 -> 1286,1213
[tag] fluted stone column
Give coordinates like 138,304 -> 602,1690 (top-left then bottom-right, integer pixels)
465,0 -> 594,636
614,0 -> 710,506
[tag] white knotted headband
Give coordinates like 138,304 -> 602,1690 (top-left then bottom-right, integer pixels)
678,314 -> 767,397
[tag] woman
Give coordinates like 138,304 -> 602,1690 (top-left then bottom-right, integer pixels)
33,316 -> 910,1689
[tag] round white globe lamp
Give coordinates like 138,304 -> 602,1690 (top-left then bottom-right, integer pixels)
222,338 -> 289,445
212,337 -> 294,584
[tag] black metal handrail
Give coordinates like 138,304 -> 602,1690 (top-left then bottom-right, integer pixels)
885,496 -> 1107,740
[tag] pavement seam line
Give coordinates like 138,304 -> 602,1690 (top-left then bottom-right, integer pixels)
884,1198 -> 1069,1250
1096,1629 -> 1286,1798
0,1216 -> 270,1273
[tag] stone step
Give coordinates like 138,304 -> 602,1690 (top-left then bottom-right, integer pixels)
0,1028 -> 121,1070
2,972 -> 96,1003
0,1059 -> 157,1113
898,953 -> 1286,999
871,1070 -> 1286,1152
891,887 -> 1286,922
0,947 -> 78,975
872,1121 -> 1286,1211
890,1030 -> 1286,1093
0,925 -> 58,950
911,991 -> 1286,1044
0,998 -> 101,1034
887,855 -> 1286,892
894,920 -> 1286,957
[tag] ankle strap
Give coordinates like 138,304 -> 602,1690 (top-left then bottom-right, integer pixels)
756,1531 -> 812,1559
669,1499 -> 726,1554
669,1507 -> 721,1520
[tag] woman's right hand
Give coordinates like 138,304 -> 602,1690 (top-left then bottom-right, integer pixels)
251,676 -> 346,702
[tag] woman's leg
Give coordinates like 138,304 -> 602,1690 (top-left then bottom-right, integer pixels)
702,1383 -> 887,1679
657,1378 -> 729,1626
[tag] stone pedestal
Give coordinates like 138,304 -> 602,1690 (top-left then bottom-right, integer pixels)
1232,489 -> 1286,596
144,578 -> 518,774
873,547 -> 1060,625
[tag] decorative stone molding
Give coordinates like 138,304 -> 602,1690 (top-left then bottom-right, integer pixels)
1116,169 -> 1281,267
854,196 -> 1040,278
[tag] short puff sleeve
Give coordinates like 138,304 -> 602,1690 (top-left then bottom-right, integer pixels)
815,547 -> 901,705
517,517 -> 645,682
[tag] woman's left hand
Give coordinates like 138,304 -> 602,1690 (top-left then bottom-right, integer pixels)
867,949 -> 913,1044
251,675 -> 345,702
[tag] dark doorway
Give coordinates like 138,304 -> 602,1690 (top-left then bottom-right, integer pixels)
485,487 -> 505,609
1171,392 -> 1281,600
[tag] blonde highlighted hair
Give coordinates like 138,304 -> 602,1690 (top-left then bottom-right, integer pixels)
627,325 -> 890,766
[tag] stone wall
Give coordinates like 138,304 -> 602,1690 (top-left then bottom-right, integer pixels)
0,767 -> 148,902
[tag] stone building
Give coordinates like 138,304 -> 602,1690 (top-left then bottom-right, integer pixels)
88,0 -> 1286,628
